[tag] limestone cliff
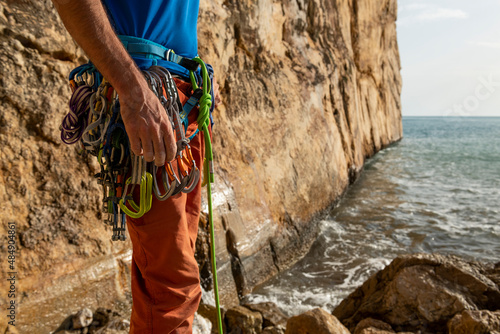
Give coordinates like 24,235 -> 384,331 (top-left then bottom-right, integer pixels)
0,0 -> 401,332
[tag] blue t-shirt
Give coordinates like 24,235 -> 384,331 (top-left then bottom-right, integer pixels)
102,0 -> 200,75
102,0 -> 199,58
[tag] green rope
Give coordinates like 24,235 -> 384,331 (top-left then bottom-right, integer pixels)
190,57 -> 223,334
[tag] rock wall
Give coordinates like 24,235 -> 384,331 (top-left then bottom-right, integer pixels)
0,0 -> 402,332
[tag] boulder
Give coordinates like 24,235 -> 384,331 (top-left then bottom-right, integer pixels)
72,308 -> 93,329
53,308 -> 127,334
356,329 -> 393,334
88,308 -> 124,333
354,321 -> 415,334
262,325 -> 286,334
355,329 -> 413,334
354,318 -> 394,334
333,253 -> 500,333
485,262 -> 500,290
447,310 -> 500,334
225,305 -> 263,334
285,308 -> 350,334
243,302 -> 288,327
198,302 -> 227,333
91,308 -> 116,328
193,312 -> 213,334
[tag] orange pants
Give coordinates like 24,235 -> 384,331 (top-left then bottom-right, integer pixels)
126,79 -> 204,333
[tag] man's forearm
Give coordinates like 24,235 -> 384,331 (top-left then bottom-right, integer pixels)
52,0 -> 143,98
52,0 -> 177,164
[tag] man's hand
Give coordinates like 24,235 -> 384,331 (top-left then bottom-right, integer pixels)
119,81 -> 176,165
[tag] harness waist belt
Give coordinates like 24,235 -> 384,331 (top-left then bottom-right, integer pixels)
118,35 -> 199,72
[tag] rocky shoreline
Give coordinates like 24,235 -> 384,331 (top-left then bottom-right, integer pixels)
41,253 -> 499,334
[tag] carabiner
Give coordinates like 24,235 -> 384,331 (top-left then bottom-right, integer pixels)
118,172 -> 153,219
169,153 -> 190,196
152,163 -> 178,201
182,145 -> 200,193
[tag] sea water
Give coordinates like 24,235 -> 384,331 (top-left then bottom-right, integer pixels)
244,116 -> 500,316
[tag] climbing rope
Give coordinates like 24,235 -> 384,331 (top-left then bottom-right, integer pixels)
189,57 -> 223,334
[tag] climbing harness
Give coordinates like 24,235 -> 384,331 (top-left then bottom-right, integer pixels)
60,40 -> 223,334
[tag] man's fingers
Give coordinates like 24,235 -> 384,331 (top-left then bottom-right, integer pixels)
142,138 -> 155,162
159,119 -> 176,162
129,133 -> 143,156
163,134 -> 176,162
152,134 -> 167,166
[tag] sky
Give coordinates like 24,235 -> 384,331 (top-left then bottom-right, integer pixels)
397,0 -> 500,116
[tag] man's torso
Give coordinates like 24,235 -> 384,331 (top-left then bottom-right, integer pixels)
102,0 -> 200,58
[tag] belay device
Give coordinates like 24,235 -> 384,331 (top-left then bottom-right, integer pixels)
60,52 -> 224,333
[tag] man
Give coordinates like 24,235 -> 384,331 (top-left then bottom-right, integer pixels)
52,0 -> 220,332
